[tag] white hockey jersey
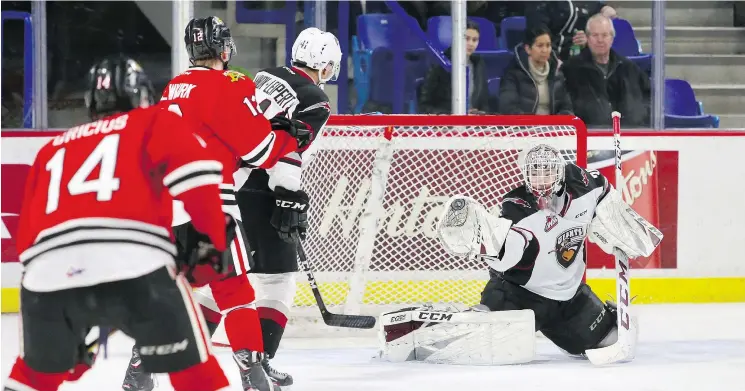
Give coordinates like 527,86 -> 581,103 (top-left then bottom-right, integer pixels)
484,164 -> 611,301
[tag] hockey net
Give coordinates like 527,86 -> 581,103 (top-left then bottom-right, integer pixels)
288,115 -> 587,334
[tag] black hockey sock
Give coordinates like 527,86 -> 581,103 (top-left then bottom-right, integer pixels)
259,318 -> 285,359
206,319 -> 219,336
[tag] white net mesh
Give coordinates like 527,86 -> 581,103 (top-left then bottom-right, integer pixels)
290,119 -> 584,331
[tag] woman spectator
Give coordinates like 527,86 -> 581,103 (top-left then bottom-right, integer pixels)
498,25 -> 573,115
418,20 -> 492,114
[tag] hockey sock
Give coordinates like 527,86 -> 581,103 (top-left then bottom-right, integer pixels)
5,357 -> 68,391
258,307 -> 288,358
210,275 -> 264,353
199,304 -> 222,336
168,355 -> 230,391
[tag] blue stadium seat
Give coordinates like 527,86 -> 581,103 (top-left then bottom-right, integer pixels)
499,16 -> 526,50
664,78 -> 719,128
612,18 -> 652,74
426,16 -> 498,51
354,13 -> 427,113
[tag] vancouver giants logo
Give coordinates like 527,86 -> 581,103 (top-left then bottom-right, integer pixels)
552,227 -> 584,268
1,164 -> 31,263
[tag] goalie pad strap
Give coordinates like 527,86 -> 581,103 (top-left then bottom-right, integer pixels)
588,190 -> 663,258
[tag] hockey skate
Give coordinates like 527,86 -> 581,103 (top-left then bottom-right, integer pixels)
233,349 -> 279,391
121,346 -> 155,391
262,357 -> 293,387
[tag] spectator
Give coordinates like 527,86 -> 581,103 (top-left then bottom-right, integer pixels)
526,1 -> 617,62
419,20 -> 491,114
562,14 -> 651,127
498,25 -> 573,115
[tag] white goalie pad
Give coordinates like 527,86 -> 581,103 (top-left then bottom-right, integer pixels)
378,306 -> 536,366
588,190 -> 664,259
437,195 -> 513,259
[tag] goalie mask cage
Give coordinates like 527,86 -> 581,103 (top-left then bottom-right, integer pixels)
286,115 -> 587,334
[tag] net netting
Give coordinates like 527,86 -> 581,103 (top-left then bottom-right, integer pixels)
288,118 -> 585,332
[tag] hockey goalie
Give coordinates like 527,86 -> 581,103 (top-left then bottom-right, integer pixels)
379,144 -> 662,365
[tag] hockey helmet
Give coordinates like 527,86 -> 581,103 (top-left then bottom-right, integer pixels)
184,16 -> 236,65
521,144 -> 566,198
291,27 -> 342,84
84,56 -> 155,119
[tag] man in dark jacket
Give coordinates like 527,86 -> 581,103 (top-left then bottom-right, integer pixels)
525,1 -> 616,62
498,25 -> 573,115
562,14 -> 650,127
418,20 -> 492,114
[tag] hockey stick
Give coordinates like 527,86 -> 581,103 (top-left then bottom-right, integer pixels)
292,232 -> 377,329
585,111 -> 636,365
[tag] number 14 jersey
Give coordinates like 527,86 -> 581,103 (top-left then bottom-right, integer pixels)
16,106 -> 227,292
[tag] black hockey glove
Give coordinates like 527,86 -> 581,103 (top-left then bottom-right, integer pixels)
174,216 -> 237,287
271,186 -> 310,243
270,116 -> 313,150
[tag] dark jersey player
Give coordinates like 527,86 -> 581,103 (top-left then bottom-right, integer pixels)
194,26 -> 341,388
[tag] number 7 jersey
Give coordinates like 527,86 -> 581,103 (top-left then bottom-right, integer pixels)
16,105 -> 228,292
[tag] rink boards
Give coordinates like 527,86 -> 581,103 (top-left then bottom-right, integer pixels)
2,129 -> 745,312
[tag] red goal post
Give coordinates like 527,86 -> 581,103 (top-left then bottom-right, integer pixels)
285,115 -> 588,331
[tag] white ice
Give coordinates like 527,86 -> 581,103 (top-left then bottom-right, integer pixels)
2,304 -> 745,391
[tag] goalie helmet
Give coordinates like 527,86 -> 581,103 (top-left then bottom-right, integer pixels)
184,16 -> 236,66
291,27 -> 342,84
521,144 -> 566,199
84,56 -> 155,119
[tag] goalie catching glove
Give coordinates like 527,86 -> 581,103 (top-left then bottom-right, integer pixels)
174,215 -> 237,287
588,189 -> 663,258
437,195 -> 513,260
271,186 -> 310,242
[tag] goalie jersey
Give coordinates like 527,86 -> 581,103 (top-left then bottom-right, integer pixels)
235,66 -> 331,193
488,164 -> 611,301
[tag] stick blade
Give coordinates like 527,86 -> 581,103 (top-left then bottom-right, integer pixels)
323,313 -> 377,329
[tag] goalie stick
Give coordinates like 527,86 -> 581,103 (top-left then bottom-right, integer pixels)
585,111 -> 636,365
292,232 -> 377,329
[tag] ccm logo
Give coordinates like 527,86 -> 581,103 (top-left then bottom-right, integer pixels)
417,312 -> 453,321
276,200 -> 307,211
389,314 -> 407,323
139,339 -> 189,356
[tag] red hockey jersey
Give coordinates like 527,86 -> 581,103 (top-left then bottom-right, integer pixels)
17,105 -> 227,292
161,67 -> 298,180
162,66 -> 299,222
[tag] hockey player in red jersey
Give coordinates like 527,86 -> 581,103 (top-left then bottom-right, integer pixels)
121,16 -> 309,391
3,57 -> 234,391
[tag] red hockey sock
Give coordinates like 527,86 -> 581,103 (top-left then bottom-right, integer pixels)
5,357 -> 68,391
210,275 -> 264,353
168,355 -> 230,391
223,306 -> 265,352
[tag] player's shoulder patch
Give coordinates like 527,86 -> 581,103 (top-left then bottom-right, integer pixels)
500,186 -> 537,224
564,163 -> 606,198
223,70 -> 247,83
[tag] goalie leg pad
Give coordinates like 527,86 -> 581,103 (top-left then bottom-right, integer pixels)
540,284 -> 617,355
378,307 -> 536,365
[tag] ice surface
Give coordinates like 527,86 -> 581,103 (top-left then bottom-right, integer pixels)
2,304 -> 744,391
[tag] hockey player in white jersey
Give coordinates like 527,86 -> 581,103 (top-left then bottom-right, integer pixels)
379,144 -> 662,365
